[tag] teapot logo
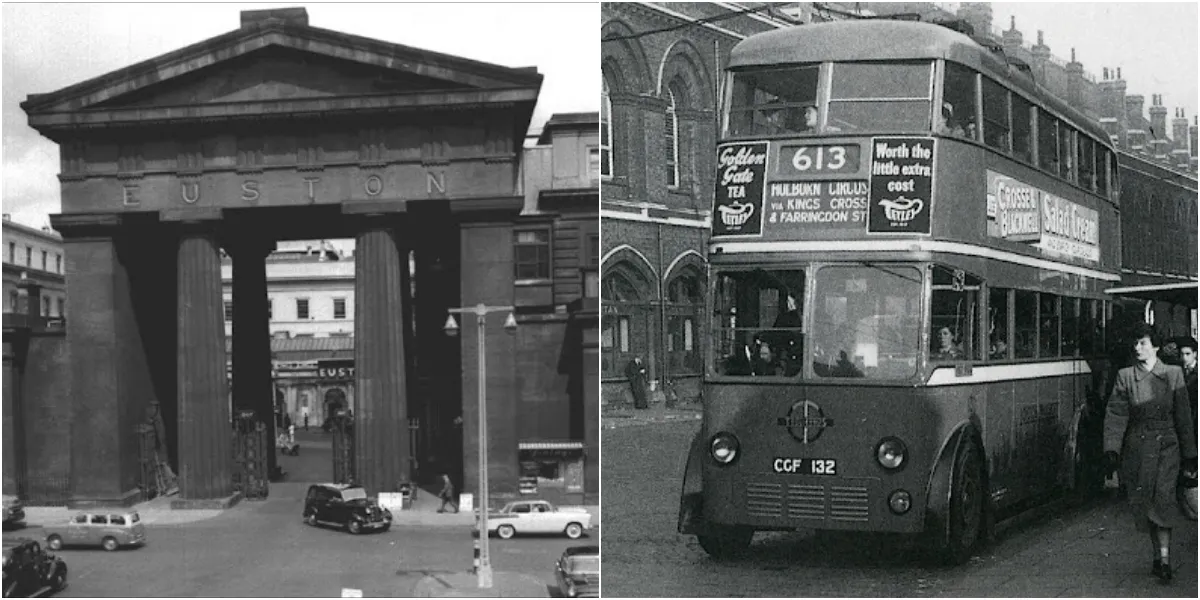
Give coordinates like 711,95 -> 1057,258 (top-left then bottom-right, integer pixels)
718,201 -> 755,226
878,196 -> 924,223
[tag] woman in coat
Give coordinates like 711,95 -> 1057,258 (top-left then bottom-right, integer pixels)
1104,326 -> 1198,583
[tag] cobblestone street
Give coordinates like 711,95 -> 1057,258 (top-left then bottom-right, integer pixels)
602,417 -> 1197,597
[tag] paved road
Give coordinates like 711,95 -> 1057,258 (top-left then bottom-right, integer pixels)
602,417 -> 1197,597
5,483 -> 595,597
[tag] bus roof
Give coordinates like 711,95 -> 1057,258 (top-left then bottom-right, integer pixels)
729,20 -> 1111,145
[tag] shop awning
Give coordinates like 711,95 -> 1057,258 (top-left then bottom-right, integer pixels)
519,441 -> 585,451
1105,281 -> 1198,309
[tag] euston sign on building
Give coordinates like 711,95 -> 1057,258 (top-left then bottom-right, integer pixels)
986,170 -> 1100,262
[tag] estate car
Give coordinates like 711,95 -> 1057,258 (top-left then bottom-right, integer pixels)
43,512 -> 146,551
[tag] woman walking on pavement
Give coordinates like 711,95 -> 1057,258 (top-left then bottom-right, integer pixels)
1104,325 -> 1197,583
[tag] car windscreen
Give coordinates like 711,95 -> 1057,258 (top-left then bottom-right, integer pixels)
567,556 -> 600,573
341,488 -> 368,502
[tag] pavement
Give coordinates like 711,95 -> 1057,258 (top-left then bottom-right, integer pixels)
603,401 -> 702,430
411,571 -> 551,597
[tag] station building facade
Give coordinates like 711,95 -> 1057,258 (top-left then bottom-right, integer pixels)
4,8 -> 597,508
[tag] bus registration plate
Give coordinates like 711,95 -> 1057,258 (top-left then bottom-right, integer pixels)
773,458 -> 837,475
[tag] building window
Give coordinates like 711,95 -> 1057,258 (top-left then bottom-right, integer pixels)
7,242 -> 13,263
514,230 -> 550,280
267,298 -> 273,321
224,300 -> 233,322
601,263 -> 652,379
666,272 -> 703,375
601,78 -> 613,178
41,296 -> 49,317
297,298 -> 310,320
333,297 -> 347,320
57,297 -> 65,318
55,254 -> 62,274
588,147 -> 600,181
25,245 -> 32,267
41,250 -> 47,271
665,88 -> 679,187
9,291 -> 17,313
583,270 -> 599,298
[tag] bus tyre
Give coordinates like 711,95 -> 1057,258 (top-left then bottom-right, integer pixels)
697,524 -> 753,559
942,442 -> 984,565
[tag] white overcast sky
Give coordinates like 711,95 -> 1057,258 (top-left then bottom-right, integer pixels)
0,2 -> 599,229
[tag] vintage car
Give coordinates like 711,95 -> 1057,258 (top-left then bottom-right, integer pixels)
482,500 -> 592,539
43,512 -> 146,551
303,483 -> 391,534
1,497 -> 24,530
2,539 -> 67,598
554,545 -> 599,598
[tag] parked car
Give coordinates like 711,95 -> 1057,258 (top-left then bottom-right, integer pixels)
43,512 -> 146,551
1,497 -> 24,530
482,500 -> 592,539
303,483 -> 391,534
554,545 -> 599,598
2,539 -> 67,598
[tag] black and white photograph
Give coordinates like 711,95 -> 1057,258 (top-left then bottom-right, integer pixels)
600,2 -> 1197,597
2,2 -> 598,597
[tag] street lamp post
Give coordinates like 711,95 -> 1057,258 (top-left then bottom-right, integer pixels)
444,303 -> 517,589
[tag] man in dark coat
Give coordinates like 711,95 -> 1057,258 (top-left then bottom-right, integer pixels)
626,357 -> 649,409
437,474 -> 458,513
1179,337 -> 1197,429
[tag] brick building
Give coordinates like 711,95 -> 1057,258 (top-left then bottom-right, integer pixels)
601,2 -> 1197,407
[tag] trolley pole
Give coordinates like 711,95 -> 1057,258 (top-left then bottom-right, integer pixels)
444,304 -> 517,590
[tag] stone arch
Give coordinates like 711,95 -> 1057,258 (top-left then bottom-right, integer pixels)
657,39 -> 714,110
662,250 -> 706,285
602,245 -> 657,302
601,19 -> 652,95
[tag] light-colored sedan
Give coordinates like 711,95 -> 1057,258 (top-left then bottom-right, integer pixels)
482,500 -> 593,539
44,512 -> 147,551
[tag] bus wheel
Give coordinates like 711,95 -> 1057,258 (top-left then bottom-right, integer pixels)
942,442 -> 983,565
697,524 -> 753,559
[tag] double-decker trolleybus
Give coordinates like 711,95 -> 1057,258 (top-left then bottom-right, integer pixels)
678,19 -> 1122,564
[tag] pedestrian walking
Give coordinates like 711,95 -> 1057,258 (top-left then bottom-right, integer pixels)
625,357 -> 649,409
437,474 -> 459,513
1179,337 -> 1197,431
302,407 -> 310,431
1104,325 -> 1197,583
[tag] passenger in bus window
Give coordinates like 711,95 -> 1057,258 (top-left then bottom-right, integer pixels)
937,102 -> 974,138
933,326 -> 964,360
988,326 -> 1008,359
751,339 -> 784,376
1103,326 -> 1197,583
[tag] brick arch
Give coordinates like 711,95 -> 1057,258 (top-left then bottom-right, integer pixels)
602,244 -> 658,295
657,39 -> 714,110
662,250 -> 706,285
601,19 -> 652,95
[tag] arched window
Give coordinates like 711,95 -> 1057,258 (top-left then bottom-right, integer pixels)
601,78 -> 613,178
602,262 -> 653,379
665,88 -> 679,187
666,269 -> 704,376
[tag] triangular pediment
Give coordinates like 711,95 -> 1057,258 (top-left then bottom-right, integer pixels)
23,17 -> 542,115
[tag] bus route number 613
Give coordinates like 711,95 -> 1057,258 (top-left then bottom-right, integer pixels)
773,457 -> 837,475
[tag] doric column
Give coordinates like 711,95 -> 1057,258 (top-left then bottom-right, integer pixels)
176,227 -> 233,500
226,238 -> 277,479
354,217 -> 409,493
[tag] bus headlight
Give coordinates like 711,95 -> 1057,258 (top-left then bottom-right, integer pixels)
875,437 -> 907,470
710,432 -> 740,466
888,490 -> 912,515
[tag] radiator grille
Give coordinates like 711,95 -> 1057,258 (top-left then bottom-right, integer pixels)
745,479 -> 871,523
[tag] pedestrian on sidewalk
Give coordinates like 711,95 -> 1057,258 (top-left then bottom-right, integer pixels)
437,474 -> 459,513
1104,325 -> 1197,583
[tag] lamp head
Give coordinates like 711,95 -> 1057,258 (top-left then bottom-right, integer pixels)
443,314 -> 460,337
503,312 -> 518,332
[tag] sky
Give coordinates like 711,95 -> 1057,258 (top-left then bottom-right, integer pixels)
0,2 -> 600,230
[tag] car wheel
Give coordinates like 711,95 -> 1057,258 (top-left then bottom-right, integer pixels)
50,567 -> 66,591
496,524 -> 515,539
564,522 -> 584,539
46,535 -> 63,551
304,512 -> 317,526
347,520 -> 362,534
102,537 -> 119,552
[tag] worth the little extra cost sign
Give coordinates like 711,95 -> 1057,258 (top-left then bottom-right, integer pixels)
867,137 -> 934,234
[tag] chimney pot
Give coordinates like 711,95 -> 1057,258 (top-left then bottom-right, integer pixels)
240,7 -> 308,28
1117,67 -> 1122,79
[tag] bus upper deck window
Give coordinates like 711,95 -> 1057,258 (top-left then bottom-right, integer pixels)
1058,125 -> 1075,181
1077,135 -> 1096,191
939,62 -> 977,139
1095,147 -> 1109,195
827,62 -> 932,132
727,66 -> 819,137
1037,110 -> 1058,173
1011,94 -> 1034,164
981,77 -> 1010,151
